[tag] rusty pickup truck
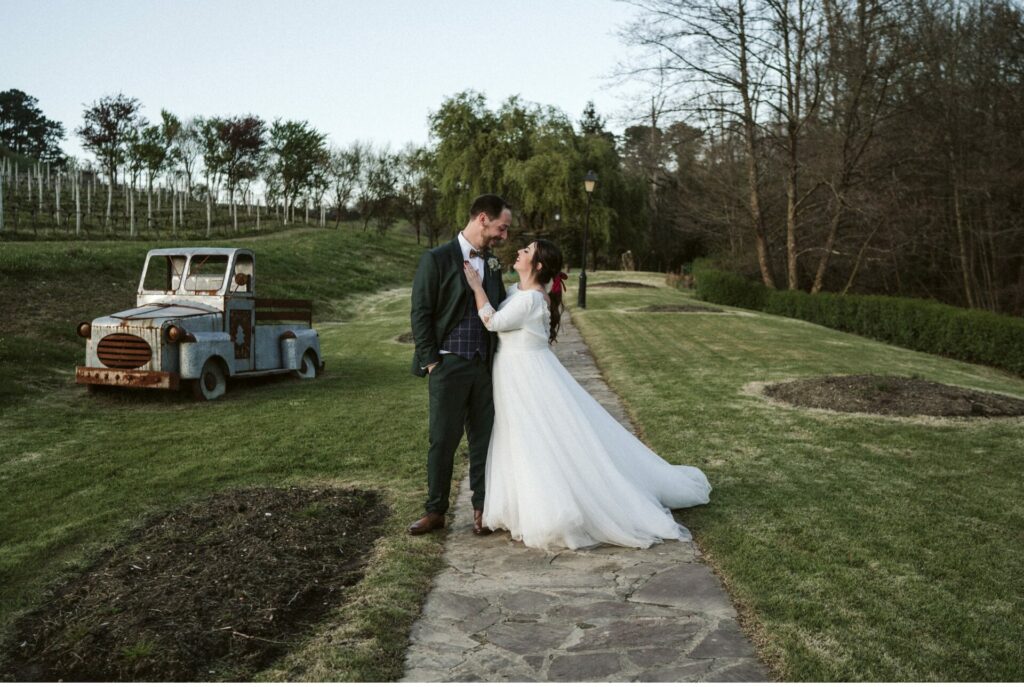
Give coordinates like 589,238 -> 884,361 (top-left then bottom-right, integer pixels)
76,247 -> 322,400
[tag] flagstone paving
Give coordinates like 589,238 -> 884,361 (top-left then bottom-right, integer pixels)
401,309 -> 769,682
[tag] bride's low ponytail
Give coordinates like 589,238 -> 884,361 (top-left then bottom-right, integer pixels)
532,239 -> 566,344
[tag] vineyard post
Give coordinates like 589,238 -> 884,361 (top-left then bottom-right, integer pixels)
75,169 -> 81,236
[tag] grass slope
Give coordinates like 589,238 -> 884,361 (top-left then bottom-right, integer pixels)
573,273 -> 1024,681
0,227 -> 448,680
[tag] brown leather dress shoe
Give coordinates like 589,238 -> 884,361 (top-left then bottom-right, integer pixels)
408,512 -> 445,536
473,509 -> 493,536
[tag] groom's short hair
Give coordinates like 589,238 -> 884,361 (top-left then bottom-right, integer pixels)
469,194 -> 510,221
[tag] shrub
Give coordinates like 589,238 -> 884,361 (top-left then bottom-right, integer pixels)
692,259 -> 768,310
685,265 -> 1024,377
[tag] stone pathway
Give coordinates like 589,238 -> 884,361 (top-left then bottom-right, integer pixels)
401,310 -> 769,682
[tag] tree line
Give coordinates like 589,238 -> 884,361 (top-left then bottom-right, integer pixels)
3,0 -> 1023,319
0,91 -> 412,238
619,0 -> 1024,314
0,88 -> 656,273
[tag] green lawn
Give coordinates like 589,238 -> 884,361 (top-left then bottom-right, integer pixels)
573,272 -> 1024,681
4,242 -> 1023,681
0,227 -> 450,680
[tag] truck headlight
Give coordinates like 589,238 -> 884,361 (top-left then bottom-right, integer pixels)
165,325 -> 187,343
77,322 -> 91,339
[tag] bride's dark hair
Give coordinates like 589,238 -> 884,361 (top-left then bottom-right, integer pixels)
530,239 -> 566,344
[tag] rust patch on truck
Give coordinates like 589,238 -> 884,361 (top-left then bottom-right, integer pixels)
76,367 -> 180,390
229,309 -> 252,359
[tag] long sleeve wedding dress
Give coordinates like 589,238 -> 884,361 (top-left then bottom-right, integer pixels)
478,284 -> 712,550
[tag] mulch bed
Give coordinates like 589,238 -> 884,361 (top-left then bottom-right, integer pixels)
590,281 -> 657,289
764,374 -> 1024,417
0,487 -> 387,682
637,304 -> 723,313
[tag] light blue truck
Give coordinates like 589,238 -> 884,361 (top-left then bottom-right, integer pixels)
76,247 -> 322,400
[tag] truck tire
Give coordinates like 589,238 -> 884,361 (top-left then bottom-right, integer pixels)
190,359 -> 227,401
293,350 -> 318,379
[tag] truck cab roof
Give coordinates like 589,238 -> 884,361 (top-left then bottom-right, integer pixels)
138,248 -> 256,303
146,247 -> 253,258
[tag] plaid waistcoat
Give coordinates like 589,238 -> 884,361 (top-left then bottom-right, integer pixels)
442,296 -> 488,361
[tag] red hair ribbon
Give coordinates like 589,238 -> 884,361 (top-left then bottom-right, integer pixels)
550,272 -> 569,295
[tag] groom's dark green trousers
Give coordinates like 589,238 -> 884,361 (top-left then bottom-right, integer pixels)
426,352 -> 493,514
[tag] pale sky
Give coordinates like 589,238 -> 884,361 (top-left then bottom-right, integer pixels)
4,0 -> 643,161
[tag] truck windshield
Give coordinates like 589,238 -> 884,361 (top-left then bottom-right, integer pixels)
142,255 -> 187,293
184,255 -> 230,293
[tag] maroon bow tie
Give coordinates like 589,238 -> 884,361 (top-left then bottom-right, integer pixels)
469,249 -> 485,259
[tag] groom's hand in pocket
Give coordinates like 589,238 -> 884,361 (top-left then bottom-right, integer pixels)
426,361 -> 439,375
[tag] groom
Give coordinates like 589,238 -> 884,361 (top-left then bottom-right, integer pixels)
409,194 -> 510,536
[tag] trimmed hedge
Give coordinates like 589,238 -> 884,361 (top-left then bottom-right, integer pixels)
690,261 -> 1024,376
693,260 -> 768,310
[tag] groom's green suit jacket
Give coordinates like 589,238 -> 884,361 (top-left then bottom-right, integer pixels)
410,237 -> 507,378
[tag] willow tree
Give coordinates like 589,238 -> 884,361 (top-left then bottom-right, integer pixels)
427,90 -> 504,226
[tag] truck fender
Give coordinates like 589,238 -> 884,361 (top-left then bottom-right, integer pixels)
180,333 -> 235,379
279,329 -> 321,370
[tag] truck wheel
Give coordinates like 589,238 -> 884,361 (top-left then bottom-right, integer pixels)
293,351 -> 318,379
191,359 -> 227,401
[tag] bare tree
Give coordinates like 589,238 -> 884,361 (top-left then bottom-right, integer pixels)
175,117 -> 202,202
198,117 -> 227,237
621,0 -> 779,286
328,143 -> 363,228
356,145 -> 400,235
807,0 -> 900,293
396,144 -> 439,244
764,0 -> 826,288
134,123 -> 169,235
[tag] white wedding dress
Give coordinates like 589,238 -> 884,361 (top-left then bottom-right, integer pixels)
478,284 -> 712,550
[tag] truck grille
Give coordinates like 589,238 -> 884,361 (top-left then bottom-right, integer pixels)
97,333 -> 152,369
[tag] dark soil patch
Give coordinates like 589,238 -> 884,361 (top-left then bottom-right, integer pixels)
395,331 -> 415,344
0,487 -> 387,682
764,374 -> 1024,417
637,304 -> 724,313
590,281 -> 657,289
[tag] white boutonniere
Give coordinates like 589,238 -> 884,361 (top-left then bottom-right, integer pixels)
487,256 -> 501,272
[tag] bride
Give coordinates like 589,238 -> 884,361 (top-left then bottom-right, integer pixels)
462,239 -> 711,550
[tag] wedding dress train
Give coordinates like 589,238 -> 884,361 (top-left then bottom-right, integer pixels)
479,284 -> 712,550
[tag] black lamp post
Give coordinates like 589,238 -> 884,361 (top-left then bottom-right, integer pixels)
578,170 -> 598,308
